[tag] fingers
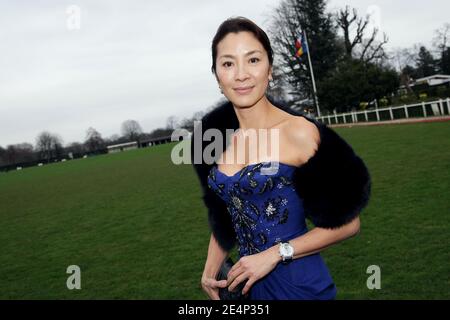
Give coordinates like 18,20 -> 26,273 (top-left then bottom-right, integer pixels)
227,265 -> 244,286
242,277 -> 256,295
202,278 -> 228,300
214,279 -> 228,288
228,260 -> 241,276
209,290 -> 220,300
228,272 -> 249,292
206,278 -> 227,288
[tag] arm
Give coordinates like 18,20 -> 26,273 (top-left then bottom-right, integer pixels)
203,232 -> 229,277
227,216 -> 360,294
201,233 -> 230,300
268,215 -> 360,262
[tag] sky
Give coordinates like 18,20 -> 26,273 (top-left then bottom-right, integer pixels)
1,0 -> 449,147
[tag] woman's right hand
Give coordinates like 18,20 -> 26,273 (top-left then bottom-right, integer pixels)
201,274 -> 228,300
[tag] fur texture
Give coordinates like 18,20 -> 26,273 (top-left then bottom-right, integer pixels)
190,98 -> 372,252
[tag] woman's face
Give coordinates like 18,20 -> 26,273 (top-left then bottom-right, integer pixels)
215,31 -> 272,107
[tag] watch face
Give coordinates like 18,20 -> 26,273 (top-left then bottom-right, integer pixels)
287,244 -> 294,256
280,243 -> 293,257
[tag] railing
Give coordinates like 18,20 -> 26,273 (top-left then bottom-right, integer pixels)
316,98 -> 450,125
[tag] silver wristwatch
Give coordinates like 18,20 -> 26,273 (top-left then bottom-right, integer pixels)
278,242 -> 294,264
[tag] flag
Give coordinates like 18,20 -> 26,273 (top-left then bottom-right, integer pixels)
295,32 -> 308,58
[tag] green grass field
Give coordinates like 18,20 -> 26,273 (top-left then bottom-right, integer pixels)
0,121 -> 449,299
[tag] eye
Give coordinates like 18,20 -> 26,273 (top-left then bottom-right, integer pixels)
250,57 -> 260,63
222,61 -> 233,68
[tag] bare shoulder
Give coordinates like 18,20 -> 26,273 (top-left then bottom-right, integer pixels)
283,115 -> 320,163
287,115 -> 320,144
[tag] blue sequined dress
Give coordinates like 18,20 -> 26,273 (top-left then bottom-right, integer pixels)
207,161 -> 337,300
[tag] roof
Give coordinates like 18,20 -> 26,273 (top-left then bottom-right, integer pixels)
413,74 -> 450,87
106,141 -> 137,149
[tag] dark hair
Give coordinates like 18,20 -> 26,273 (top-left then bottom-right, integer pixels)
211,16 -> 274,75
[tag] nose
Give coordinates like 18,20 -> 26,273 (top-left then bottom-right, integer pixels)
235,61 -> 250,82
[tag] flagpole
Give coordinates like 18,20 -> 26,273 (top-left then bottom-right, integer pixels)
303,30 -> 321,117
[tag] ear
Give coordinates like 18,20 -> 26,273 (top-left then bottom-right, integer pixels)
268,65 -> 273,81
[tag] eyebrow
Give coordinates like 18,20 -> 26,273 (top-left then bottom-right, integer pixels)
219,50 -> 263,59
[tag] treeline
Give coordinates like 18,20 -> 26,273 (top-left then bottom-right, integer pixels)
0,111 -> 206,171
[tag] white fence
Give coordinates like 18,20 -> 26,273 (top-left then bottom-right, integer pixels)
316,98 -> 450,125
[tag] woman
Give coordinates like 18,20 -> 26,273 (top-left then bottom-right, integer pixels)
191,17 -> 371,300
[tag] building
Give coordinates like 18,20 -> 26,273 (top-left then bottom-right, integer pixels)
106,141 -> 138,153
399,74 -> 450,95
413,74 -> 450,87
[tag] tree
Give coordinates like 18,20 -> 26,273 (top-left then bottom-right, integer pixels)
266,63 -> 290,102
35,131 -> 63,163
178,110 -> 206,133
148,128 -> 174,139
400,65 -> 417,93
12,143 -> 35,164
390,47 -> 415,72
84,127 -> 104,153
440,47 -> 450,74
415,46 -> 437,78
269,0 -> 342,106
121,120 -> 143,143
318,58 -> 399,112
66,142 -> 85,157
166,116 -> 179,130
0,146 -> 6,166
5,145 -> 18,165
388,47 -> 417,93
336,6 -> 388,63
108,134 -> 120,142
179,118 -> 195,133
0,143 -> 36,167
433,23 -> 450,53
433,23 -> 450,74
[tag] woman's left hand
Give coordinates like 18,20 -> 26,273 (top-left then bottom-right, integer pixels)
226,246 -> 280,295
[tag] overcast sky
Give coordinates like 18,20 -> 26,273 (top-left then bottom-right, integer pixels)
1,0 -> 448,147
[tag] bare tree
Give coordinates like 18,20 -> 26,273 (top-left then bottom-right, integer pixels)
0,146 -> 6,166
388,47 -> 416,93
121,120 -> 143,141
12,143 -> 35,164
433,23 -> 450,74
166,115 -> 179,130
433,23 -> 450,54
5,145 -> 18,165
35,131 -> 63,163
269,0 -> 313,100
389,47 -> 415,72
35,132 -> 52,161
108,134 -> 120,142
336,5 -> 388,63
84,127 -> 104,153
193,111 -> 205,121
0,144 -> 33,167
268,0 -> 340,105
66,142 -> 85,157
179,117 -> 194,133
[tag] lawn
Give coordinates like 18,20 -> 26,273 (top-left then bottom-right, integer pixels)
0,121 -> 449,299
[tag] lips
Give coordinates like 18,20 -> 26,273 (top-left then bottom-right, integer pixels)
233,86 -> 254,94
